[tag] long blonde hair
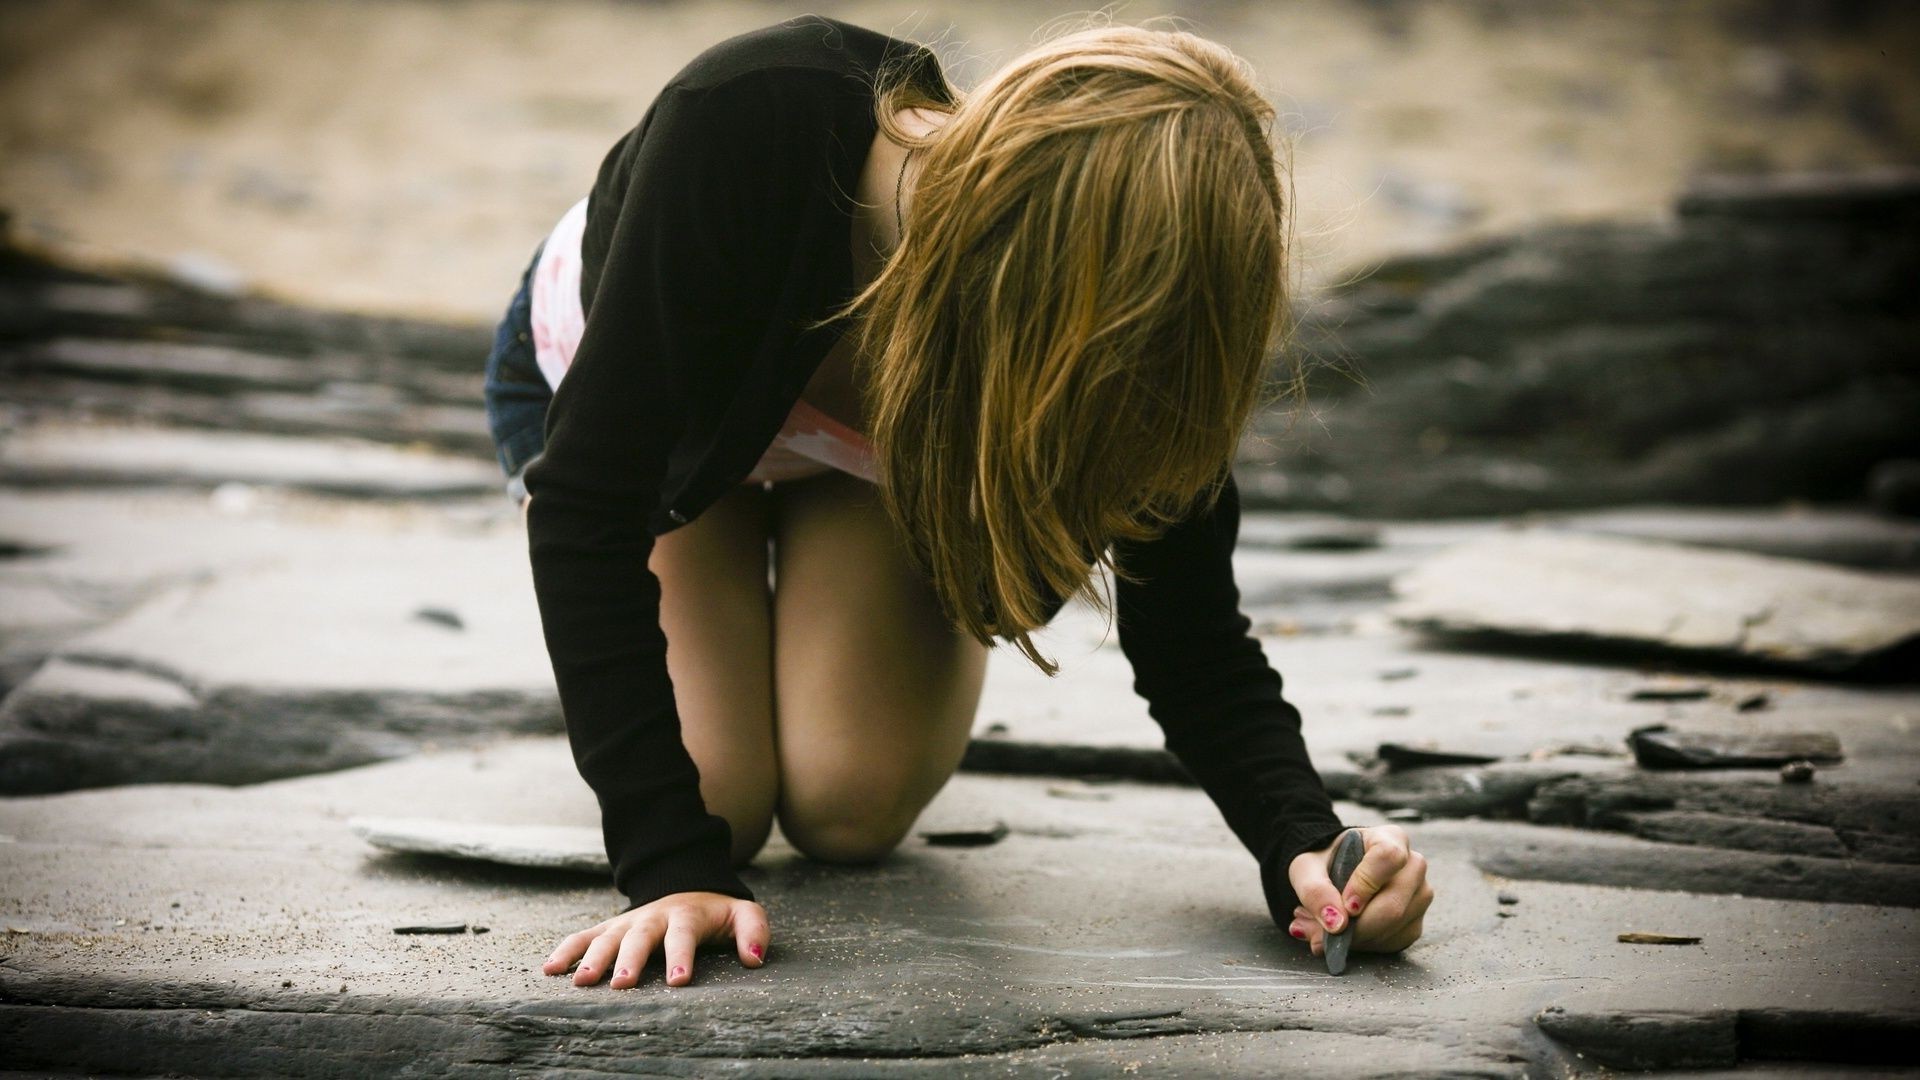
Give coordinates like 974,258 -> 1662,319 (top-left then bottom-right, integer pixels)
812,16 -> 1300,676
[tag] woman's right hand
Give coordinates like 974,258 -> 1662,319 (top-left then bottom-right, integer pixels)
542,891 -> 769,989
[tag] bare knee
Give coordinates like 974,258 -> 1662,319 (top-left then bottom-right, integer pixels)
778,767 -> 929,864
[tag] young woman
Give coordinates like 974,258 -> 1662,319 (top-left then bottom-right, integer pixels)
482,13 -> 1432,992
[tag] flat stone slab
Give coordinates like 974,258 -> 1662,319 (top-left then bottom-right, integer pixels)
2,737 -> 1915,1075
1523,503 -> 1920,570
349,815 -> 606,874
0,418 -> 499,497
1384,529 -> 1920,673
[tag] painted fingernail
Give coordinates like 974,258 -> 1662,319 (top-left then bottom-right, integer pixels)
1348,896 -> 1363,915
1322,905 -> 1341,929
671,965 -> 685,979
616,967 -> 630,978
1289,926 -> 1306,939
749,943 -> 763,959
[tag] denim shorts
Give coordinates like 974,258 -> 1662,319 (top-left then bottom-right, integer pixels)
481,238 -> 551,506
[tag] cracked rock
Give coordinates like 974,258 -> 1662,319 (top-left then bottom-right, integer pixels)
1628,723 -> 1843,769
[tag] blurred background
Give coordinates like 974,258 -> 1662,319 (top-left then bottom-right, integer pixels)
2,0 -> 1915,316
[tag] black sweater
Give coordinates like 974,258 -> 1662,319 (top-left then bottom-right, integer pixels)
520,13 -> 1347,931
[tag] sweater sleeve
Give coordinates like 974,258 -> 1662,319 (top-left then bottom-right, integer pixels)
519,74 -> 814,912
1112,468 -> 1348,930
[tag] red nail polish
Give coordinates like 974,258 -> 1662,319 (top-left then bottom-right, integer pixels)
1290,926 -> 1306,939
1322,905 -> 1340,928
671,965 -> 685,978
616,968 -> 629,978
749,943 -> 763,958
1348,896 -> 1362,915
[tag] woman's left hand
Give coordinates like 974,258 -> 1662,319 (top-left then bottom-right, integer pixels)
1286,824 -> 1432,957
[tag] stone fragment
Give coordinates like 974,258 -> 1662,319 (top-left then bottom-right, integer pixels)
1377,742 -> 1503,771
1377,667 -> 1419,681
1385,530 -> 1920,674
1736,692 -> 1772,712
1496,892 -> 1519,905
1780,760 -> 1818,783
1349,760 -> 1597,819
1044,782 -> 1113,802
1628,684 -> 1712,702
411,606 -> 464,631
349,817 -> 608,874
919,821 -> 1010,847
1324,829 -> 1366,976
1628,723 -> 1843,769
1383,808 -> 1424,823
393,922 -> 467,935
1617,932 -> 1701,945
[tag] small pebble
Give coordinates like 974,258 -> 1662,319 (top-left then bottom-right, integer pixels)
412,606 -> 465,631
1497,892 -> 1519,905
919,821 -> 1009,847
1497,911 -> 1515,919
281,979 -> 293,988
1618,931 -> 1701,945
1780,760 -> 1817,783
1736,692 -> 1772,712
1628,685 -> 1711,702
1384,808 -> 1424,823
393,922 -> 467,935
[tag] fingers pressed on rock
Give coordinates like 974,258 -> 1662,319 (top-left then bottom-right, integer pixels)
574,930 -> 622,987
733,904 -> 770,967
609,925 -> 658,990
544,930 -> 592,975
663,914 -> 699,986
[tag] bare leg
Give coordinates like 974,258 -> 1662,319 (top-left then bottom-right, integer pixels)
640,482 -> 780,867
765,469 -> 989,861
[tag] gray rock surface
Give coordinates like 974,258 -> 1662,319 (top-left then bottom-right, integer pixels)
2,738 -> 1914,1076
0,489 -> 558,793
1385,529 -> 1920,673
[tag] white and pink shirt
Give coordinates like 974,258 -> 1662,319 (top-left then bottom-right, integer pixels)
529,195 -> 876,486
